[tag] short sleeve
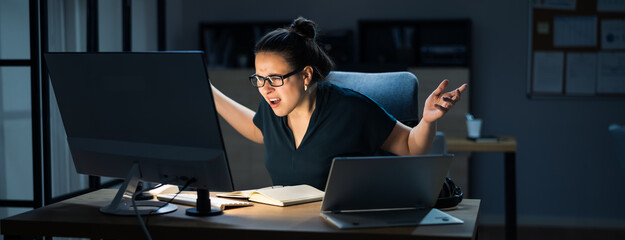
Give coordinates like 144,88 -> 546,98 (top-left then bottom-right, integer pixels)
253,101 -> 267,132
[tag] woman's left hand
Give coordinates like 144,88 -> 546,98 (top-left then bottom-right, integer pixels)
422,79 -> 468,123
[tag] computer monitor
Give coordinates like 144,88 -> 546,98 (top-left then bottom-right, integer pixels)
44,51 -> 234,216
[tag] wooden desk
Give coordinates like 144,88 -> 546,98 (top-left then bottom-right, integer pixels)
1,189 -> 480,240
447,136 -> 517,240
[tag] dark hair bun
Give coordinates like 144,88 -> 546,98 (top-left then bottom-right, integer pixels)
289,17 -> 317,40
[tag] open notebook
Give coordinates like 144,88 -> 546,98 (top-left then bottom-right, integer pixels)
320,155 -> 463,229
217,184 -> 324,207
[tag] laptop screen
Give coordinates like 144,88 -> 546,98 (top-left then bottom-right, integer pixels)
321,154 -> 453,212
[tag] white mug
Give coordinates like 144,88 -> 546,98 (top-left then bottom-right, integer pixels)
466,119 -> 482,138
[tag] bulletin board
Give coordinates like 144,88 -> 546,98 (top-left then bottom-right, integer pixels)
528,0 -> 625,97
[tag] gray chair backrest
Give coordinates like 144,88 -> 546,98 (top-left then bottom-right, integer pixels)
325,71 -> 420,127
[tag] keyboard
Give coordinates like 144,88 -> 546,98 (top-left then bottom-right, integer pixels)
157,193 -> 253,209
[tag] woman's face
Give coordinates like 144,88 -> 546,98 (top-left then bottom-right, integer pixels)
255,52 -> 307,117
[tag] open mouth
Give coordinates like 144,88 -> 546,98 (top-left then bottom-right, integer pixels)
268,98 -> 281,107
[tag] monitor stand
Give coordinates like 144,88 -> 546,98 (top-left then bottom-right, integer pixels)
134,182 -> 155,200
185,188 -> 223,216
100,163 -> 177,215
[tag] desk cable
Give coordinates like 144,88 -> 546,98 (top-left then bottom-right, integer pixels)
132,178 -> 194,240
131,190 -> 153,240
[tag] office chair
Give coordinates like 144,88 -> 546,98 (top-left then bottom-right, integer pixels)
325,71 -> 446,155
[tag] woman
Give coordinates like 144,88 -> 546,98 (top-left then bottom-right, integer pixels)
211,17 -> 468,189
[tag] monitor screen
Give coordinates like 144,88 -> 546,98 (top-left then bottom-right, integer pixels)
45,51 -> 234,215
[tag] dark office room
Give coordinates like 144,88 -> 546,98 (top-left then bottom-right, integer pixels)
1,0 -> 625,239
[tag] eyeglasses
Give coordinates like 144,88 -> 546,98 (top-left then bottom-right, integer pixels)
249,67 -> 303,88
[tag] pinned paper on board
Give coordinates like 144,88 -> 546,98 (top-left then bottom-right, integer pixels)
597,52 -> 625,94
601,19 -> 625,50
532,51 -> 564,94
533,0 -> 577,10
597,0 -> 625,12
553,16 -> 597,47
565,52 -> 597,95
537,22 -> 550,34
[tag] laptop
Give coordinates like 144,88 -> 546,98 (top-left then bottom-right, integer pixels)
320,154 -> 463,229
